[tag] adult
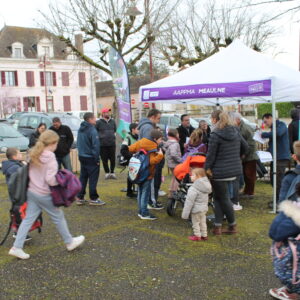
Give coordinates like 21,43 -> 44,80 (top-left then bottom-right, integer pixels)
261,113 -> 290,205
288,108 -> 300,154
29,123 -> 46,148
232,112 -> 258,199
210,110 -> 222,130
177,114 -> 195,155
96,108 -> 117,180
49,117 -> 74,171
77,112 -> 105,206
199,120 -> 211,147
205,112 -> 248,235
138,108 -> 161,139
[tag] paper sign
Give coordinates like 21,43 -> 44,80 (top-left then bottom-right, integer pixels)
253,131 -> 268,144
256,151 -> 273,163
186,137 -> 190,144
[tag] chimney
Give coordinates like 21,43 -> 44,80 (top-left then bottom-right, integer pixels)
75,34 -> 84,54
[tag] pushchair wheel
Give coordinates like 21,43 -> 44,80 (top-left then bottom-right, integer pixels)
167,198 -> 177,216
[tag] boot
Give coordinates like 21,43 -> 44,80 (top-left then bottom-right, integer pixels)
222,224 -> 237,234
212,226 -> 222,235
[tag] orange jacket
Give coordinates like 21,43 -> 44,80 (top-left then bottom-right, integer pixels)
129,138 -> 164,179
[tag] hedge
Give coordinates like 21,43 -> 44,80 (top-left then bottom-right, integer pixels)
257,102 -> 294,119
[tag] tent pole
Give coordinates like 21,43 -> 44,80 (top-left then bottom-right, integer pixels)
271,98 -> 277,214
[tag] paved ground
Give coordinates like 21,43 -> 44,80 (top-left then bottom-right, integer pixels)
0,170 -> 278,300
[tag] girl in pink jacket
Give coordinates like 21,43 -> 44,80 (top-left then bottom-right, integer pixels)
9,130 -> 85,260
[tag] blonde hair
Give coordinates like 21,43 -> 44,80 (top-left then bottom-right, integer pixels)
192,168 -> 206,178
29,130 -> 59,165
216,112 -> 234,130
189,128 -> 203,146
293,141 -> 300,161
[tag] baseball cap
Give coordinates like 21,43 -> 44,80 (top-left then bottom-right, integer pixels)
101,108 -> 111,113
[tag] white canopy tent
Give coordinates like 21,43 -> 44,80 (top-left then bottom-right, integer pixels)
139,40 -> 300,213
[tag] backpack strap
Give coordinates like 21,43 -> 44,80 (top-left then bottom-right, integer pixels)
148,149 -> 158,154
285,168 -> 300,176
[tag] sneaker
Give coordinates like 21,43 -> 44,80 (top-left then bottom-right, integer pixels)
158,190 -> 167,197
76,198 -> 87,206
8,247 -> 30,259
110,173 -> 117,179
66,235 -> 85,251
138,214 -> 157,220
188,235 -> 201,241
233,203 -> 243,211
12,234 -> 32,242
89,199 -> 106,206
147,203 -> 164,210
269,286 -> 299,300
105,174 -> 110,180
120,188 -> 127,192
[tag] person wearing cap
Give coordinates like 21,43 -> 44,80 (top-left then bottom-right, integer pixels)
49,117 -> 74,171
96,108 -> 117,179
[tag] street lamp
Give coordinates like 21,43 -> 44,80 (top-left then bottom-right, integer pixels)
125,1 -> 143,16
39,55 -> 51,111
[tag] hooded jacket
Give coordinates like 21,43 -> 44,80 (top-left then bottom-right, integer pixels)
95,118 -> 116,147
138,118 -> 155,140
49,124 -> 74,157
164,139 -> 182,169
2,160 -> 23,183
29,130 -> 40,148
239,120 -> 258,162
77,121 -> 100,162
279,165 -> 300,202
269,200 -> 300,242
128,138 -> 164,179
182,177 -> 212,218
205,125 -> 249,179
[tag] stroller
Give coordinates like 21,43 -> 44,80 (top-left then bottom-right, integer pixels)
166,153 -> 215,221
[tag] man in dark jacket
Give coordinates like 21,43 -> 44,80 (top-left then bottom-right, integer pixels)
50,117 -> 74,171
96,108 -> 117,180
262,113 -> 290,204
77,112 -> 105,206
288,108 -> 300,154
177,114 -> 195,155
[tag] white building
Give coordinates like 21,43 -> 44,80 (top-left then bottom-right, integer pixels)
0,26 -> 97,116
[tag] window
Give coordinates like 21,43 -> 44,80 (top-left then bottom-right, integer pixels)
27,116 -> 40,129
80,95 -> 88,110
42,117 -> 52,128
62,72 -> 69,86
18,117 -> 28,128
23,97 -> 40,112
160,116 -> 168,126
45,72 -> 53,86
43,46 -> 50,57
1,71 -> 18,86
79,72 -> 86,87
26,71 -> 35,87
170,116 -> 180,127
14,48 -> 22,58
63,96 -> 71,111
40,72 -> 56,86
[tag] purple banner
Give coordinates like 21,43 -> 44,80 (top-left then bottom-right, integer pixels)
141,80 -> 271,101
118,100 -> 131,123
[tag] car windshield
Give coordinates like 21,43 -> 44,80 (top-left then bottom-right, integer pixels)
0,124 -> 23,138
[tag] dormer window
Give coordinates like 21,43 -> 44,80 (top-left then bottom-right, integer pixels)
37,38 -> 54,58
42,46 -> 50,57
12,42 -> 24,58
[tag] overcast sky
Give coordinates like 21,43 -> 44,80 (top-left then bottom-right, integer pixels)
0,0 -> 299,71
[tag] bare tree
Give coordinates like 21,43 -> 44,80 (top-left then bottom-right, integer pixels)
157,0 -> 277,68
39,0 -> 182,75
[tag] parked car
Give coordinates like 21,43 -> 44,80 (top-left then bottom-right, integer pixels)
0,123 -> 29,153
68,111 -> 88,120
158,114 -> 199,133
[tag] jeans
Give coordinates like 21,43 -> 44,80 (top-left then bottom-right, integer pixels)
228,178 -> 240,205
100,146 -> 116,174
149,159 -> 164,205
14,190 -> 73,249
211,180 -> 236,227
243,160 -> 257,195
138,179 -> 151,216
78,156 -> 100,200
57,153 -> 72,171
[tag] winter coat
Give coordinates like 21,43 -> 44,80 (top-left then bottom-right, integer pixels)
50,169 -> 81,207
239,120 -> 258,162
77,121 -> 100,163
95,118 -> 116,147
288,119 -> 299,153
2,160 -> 23,183
205,125 -> 249,179
128,138 -> 164,179
49,125 -> 74,157
261,120 -> 290,161
29,130 -> 40,148
181,177 -> 212,218
279,165 -> 300,202
269,200 -> 300,242
177,125 -> 195,155
138,118 -> 155,140
181,143 -> 207,162
164,139 -> 181,169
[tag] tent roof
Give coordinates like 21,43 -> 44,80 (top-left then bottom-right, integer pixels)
139,40 -> 300,106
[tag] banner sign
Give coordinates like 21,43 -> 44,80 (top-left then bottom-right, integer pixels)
141,80 -> 271,102
108,47 -> 132,138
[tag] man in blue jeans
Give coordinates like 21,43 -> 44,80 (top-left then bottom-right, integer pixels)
76,112 -> 105,206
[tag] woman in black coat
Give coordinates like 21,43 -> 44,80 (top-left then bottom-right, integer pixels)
28,123 -> 46,148
205,112 -> 248,235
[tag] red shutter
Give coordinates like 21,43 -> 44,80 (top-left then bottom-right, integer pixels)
23,97 -> 29,112
79,72 -> 86,86
40,72 -> 45,86
1,71 -> 5,86
31,71 -> 35,86
62,72 -> 69,86
26,71 -> 35,87
36,96 -> 41,112
63,96 -> 71,111
80,95 -> 88,110
52,72 -> 57,86
14,71 -> 18,86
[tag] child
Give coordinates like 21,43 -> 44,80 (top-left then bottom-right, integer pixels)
8,130 -> 85,260
181,129 -> 207,162
121,123 -> 139,198
269,182 -> 300,299
2,148 -> 24,184
165,129 -> 182,198
182,168 -> 212,241
279,141 -> 300,202
128,129 -> 164,220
